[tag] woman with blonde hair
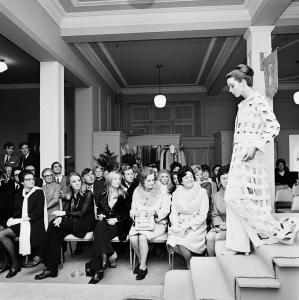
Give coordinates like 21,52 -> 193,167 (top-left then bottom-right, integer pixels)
157,169 -> 173,195
34,171 -> 95,280
89,171 -> 131,284
129,167 -> 171,280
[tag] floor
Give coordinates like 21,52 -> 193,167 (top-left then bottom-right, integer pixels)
0,242 -> 186,300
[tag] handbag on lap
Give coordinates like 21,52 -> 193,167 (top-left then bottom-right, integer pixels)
134,210 -> 155,231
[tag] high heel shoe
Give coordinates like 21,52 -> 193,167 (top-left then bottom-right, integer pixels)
88,270 -> 104,284
6,262 -> 21,278
102,254 -> 108,270
108,252 -> 117,268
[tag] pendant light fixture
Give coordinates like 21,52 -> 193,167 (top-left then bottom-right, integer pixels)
154,64 -> 166,108
0,59 -> 8,73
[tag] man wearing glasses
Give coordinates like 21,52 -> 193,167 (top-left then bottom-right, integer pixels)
41,168 -> 61,223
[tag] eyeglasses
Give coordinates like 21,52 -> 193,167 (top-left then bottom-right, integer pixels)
26,168 -> 35,171
24,178 -> 35,181
43,174 -> 53,178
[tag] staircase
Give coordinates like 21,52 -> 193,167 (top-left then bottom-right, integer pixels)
163,214 -> 299,300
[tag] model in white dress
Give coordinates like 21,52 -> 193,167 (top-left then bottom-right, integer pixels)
225,64 -> 298,254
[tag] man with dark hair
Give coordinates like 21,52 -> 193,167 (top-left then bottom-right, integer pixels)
19,142 -> 39,172
51,161 -> 69,196
0,142 -> 19,170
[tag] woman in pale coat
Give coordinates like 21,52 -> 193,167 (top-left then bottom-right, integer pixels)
129,167 -> 171,280
167,166 -> 209,269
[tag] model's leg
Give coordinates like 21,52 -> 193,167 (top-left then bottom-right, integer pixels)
177,245 -> 192,269
206,231 -> 216,256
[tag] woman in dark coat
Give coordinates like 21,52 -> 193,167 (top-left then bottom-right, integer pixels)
89,171 -> 130,284
34,171 -> 95,280
0,170 -> 46,278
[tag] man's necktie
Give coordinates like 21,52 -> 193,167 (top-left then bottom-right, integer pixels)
56,177 -> 60,184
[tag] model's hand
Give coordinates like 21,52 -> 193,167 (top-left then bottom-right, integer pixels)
106,218 -> 118,226
242,146 -> 258,162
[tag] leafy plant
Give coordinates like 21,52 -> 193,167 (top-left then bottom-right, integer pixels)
93,144 -> 119,172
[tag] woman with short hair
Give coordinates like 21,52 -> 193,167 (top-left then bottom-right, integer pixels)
129,167 -> 171,280
0,170 -> 47,278
167,166 -> 209,269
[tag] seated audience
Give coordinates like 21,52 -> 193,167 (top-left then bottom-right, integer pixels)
167,166 -> 208,269
206,165 -> 229,256
34,172 -> 95,280
157,169 -> 173,195
93,165 -> 106,184
25,165 -> 43,187
0,170 -> 47,278
0,142 -> 19,170
171,171 -> 179,191
132,163 -> 139,179
4,165 -> 13,182
129,167 -> 171,280
42,168 -> 61,222
211,164 -> 221,191
51,161 -> 70,197
201,164 -> 217,194
275,158 -> 297,189
121,165 -> 138,208
19,142 -> 39,173
170,162 -> 182,173
89,171 -> 130,284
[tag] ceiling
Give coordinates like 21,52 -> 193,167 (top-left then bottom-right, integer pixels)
0,0 -> 299,94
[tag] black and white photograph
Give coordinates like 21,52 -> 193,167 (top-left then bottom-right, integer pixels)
1,1 -> 299,299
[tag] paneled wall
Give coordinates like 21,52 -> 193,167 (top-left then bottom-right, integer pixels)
121,91 -> 238,137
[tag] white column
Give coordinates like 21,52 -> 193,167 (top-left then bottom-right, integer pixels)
75,87 -> 93,172
244,26 -> 276,208
40,61 -> 64,174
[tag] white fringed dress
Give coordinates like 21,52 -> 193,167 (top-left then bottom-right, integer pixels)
225,92 -> 290,252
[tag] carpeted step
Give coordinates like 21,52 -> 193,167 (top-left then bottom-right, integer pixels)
215,241 -> 277,297
163,270 -> 195,300
190,257 -> 233,300
0,282 -> 163,300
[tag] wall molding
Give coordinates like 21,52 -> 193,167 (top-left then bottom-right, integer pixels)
98,42 -> 128,87
37,0 -> 65,27
0,83 -> 40,89
120,85 -> 207,95
75,43 -> 120,92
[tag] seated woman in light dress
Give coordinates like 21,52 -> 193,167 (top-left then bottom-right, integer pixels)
129,167 -> 171,280
167,166 -> 209,269
206,164 -> 229,256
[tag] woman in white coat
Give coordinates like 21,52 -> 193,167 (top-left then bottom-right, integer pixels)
167,166 -> 209,269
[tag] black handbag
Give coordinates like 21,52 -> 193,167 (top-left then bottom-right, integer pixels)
85,260 -> 94,277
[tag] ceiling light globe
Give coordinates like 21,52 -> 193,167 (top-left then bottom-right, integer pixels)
293,91 -> 299,105
154,94 -> 166,108
0,61 -> 8,73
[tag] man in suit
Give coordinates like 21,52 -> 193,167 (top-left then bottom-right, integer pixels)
51,161 -> 69,195
19,142 -> 39,174
41,168 -> 61,223
0,142 -> 19,171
